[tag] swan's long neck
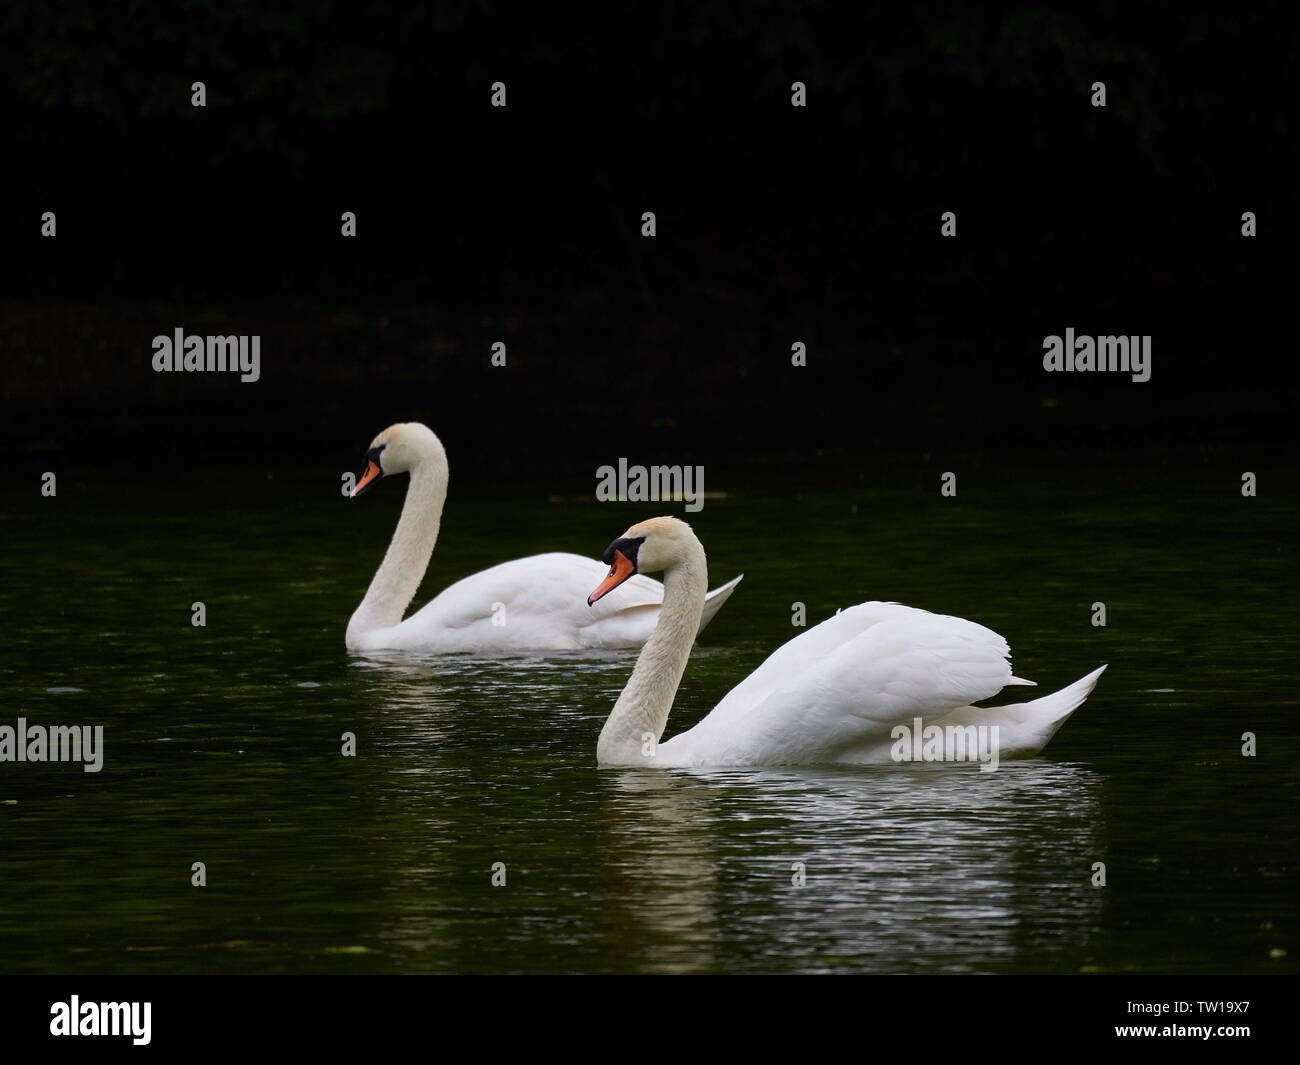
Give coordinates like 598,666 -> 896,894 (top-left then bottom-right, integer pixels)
346,457 -> 448,643
597,540 -> 707,765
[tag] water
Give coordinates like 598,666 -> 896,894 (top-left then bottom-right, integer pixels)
1,466 -> 1296,973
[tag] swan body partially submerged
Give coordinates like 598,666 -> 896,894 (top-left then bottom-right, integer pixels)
587,516 -> 1104,767
345,425 -> 741,652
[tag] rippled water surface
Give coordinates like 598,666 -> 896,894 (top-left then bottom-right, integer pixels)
1,468 -> 1296,973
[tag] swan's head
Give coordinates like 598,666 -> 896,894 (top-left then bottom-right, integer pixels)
587,516 -> 699,605
349,422 -> 444,498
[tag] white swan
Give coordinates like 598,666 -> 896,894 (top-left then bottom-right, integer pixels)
344,424 -> 741,652
587,516 -> 1106,767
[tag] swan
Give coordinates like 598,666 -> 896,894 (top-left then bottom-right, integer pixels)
344,424 -> 742,652
586,516 -> 1106,767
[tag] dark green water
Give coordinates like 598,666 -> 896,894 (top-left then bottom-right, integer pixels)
1,464 -> 1296,973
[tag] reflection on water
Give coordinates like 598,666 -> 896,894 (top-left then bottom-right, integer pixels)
0,472 -> 1297,973
597,771 -> 721,971
594,762 -> 1106,973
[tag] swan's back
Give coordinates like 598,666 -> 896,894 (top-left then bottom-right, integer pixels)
660,602 -> 1027,765
387,552 -> 664,649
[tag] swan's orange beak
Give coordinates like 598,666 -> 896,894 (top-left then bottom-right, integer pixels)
588,549 -> 636,605
350,460 -> 382,499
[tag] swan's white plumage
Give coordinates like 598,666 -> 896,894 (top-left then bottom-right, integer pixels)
592,516 -> 1104,768
659,603 -> 1100,766
344,425 -> 741,653
353,552 -> 741,652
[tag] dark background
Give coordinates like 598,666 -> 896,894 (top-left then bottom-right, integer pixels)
2,2 -> 1294,489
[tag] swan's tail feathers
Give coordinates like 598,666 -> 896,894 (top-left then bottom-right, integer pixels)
697,574 -> 744,635
988,664 -> 1107,755
1007,675 -> 1037,687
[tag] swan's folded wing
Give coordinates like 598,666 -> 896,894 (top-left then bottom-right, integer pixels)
406,553 -> 664,630
671,602 -> 1021,764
